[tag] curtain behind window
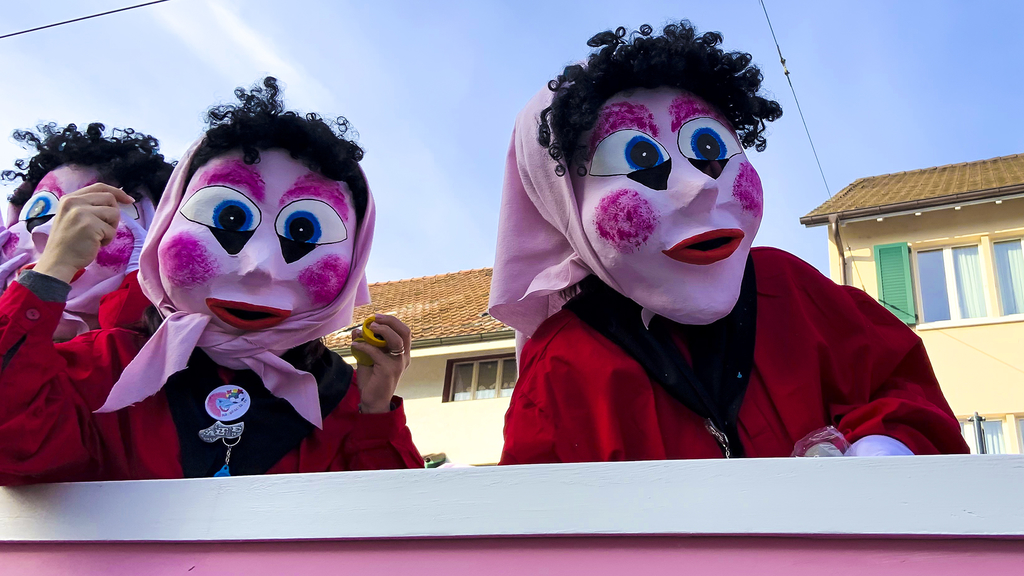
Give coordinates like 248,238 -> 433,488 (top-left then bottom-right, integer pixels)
994,240 -> 1024,315
984,420 -> 1006,454
952,246 -> 987,319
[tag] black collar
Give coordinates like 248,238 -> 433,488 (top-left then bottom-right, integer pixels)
562,255 -> 757,456
164,347 -> 352,477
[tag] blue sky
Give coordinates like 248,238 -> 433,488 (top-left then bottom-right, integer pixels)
2,0 -> 1022,282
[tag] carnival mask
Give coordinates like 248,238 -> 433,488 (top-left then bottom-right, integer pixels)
572,88 -> 763,325
3,164 -> 155,340
159,149 -> 357,333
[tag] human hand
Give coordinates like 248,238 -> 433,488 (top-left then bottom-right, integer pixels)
351,314 -> 412,414
33,184 -> 135,283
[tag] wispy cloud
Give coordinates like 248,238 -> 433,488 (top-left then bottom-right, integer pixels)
153,0 -> 332,109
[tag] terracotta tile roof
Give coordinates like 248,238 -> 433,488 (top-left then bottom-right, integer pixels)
323,268 -> 511,350
802,153 -> 1024,222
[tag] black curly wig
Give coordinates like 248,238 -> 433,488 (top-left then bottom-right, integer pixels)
2,122 -> 173,208
539,21 -> 783,176
188,76 -> 369,223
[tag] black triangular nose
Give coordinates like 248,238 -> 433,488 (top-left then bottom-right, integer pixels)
626,159 -> 672,191
688,157 -> 729,179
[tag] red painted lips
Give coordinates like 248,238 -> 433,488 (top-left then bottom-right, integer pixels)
206,298 -> 292,330
662,229 -> 745,265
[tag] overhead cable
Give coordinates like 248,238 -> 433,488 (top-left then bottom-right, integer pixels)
0,0 -> 172,41
758,0 -> 832,199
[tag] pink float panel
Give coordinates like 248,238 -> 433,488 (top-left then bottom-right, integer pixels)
2,536 -> 1023,576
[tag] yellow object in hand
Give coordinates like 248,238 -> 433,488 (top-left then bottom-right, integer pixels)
351,315 -> 387,366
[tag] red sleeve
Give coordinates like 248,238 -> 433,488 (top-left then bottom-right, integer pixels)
756,248 -> 968,456
831,286 -> 968,455
341,396 -> 424,470
98,270 -> 151,330
0,281 -> 140,484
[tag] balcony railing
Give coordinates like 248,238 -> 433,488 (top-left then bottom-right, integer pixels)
1,455 -> 1022,574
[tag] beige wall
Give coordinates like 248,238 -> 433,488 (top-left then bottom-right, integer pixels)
346,338 -> 516,465
824,196 -> 1024,452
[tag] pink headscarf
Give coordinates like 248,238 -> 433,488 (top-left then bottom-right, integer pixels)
488,88 -> 624,347
0,223 -> 30,294
98,140 -> 374,428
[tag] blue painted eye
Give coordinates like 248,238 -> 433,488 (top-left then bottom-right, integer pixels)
677,118 -> 742,162
624,135 -> 666,171
590,130 -> 671,176
275,200 -> 347,245
281,210 -> 321,244
690,128 -> 728,161
275,199 -> 347,264
19,191 -> 59,222
212,200 -> 256,232
179,186 -> 262,232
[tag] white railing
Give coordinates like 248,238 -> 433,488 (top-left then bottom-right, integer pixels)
0,455 -> 1022,542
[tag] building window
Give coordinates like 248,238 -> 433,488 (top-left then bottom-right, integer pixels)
914,244 -> 988,323
960,417 -> 1006,454
445,356 -> 518,402
917,249 -> 950,322
994,239 -> 1024,316
1019,418 -> 1024,453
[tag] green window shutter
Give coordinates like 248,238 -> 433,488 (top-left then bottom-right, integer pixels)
873,242 -> 917,324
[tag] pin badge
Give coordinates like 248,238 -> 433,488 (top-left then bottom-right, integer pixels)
204,385 -> 251,422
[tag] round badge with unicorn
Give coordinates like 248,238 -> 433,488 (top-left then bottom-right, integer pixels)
205,385 -> 251,422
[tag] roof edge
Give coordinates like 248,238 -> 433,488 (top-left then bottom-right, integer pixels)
800,183 -> 1024,227
368,267 -> 492,287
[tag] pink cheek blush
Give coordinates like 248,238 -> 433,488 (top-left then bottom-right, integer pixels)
2,233 -> 19,259
159,232 -> 220,288
593,189 -> 660,254
95,227 -> 134,271
733,162 -> 764,217
299,254 -> 350,306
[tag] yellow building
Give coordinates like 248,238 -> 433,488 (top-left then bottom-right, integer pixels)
802,153 -> 1024,454
325,268 -> 515,465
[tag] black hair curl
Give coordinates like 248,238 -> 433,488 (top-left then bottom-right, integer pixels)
188,77 -> 368,223
539,21 -> 783,176
2,122 -> 172,208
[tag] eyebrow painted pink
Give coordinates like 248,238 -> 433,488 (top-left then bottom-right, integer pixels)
195,160 -> 266,201
669,95 -> 730,132
589,102 -> 660,153
279,173 -> 350,221
34,172 -> 64,195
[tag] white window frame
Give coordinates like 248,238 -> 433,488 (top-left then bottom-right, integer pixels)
913,242 -> 994,328
992,236 -> 1024,318
447,356 -> 517,402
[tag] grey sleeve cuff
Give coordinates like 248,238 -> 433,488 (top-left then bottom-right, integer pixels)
18,269 -> 72,303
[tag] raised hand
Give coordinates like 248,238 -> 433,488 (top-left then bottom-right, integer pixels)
351,314 -> 412,414
33,184 -> 136,284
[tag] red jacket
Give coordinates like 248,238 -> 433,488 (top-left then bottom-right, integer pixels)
500,247 -> 968,464
97,270 -> 151,330
0,280 -> 423,485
